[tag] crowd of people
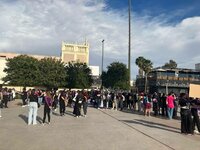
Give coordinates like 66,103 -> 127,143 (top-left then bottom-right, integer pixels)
18,88 -> 89,125
90,90 -> 200,135
0,87 -> 16,117
1,87 -> 200,135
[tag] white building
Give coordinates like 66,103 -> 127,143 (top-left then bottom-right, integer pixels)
0,56 -> 7,84
0,52 -> 100,85
89,66 -> 100,76
195,63 -> 200,71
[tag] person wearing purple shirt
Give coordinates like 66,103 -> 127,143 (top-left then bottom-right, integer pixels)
42,91 -> 53,125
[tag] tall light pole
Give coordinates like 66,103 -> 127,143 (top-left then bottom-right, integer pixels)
101,39 -> 105,89
128,0 -> 131,87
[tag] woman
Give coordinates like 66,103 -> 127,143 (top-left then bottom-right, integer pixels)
190,98 -> 200,134
179,93 -> 193,134
143,94 -> 151,116
42,91 -> 53,125
59,90 -> 66,116
52,91 -> 58,111
73,91 -> 83,118
161,93 -> 167,116
82,91 -> 88,117
166,92 -> 175,120
28,89 -> 38,125
152,92 -> 159,116
21,88 -> 27,107
2,88 -> 9,108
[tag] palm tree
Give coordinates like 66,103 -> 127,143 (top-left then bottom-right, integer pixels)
135,56 -> 153,93
143,59 -> 153,93
135,56 -> 145,77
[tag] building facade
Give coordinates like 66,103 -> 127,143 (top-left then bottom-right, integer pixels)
195,63 -> 200,71
136,68 -> 200,95
61,42 -> 89,65
0,41 -> 100,86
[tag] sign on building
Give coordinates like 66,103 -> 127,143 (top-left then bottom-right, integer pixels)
189,84 -> 200,99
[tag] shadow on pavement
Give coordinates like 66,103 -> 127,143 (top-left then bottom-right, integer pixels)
18,114 -> 43,124
122,109 -> 144,116
37,116 -> 43,123
18,114 -> 28,124
65,110 -> 75,117
122,119 -> 180,134
52,110 -> 74,117
135,119 -> 179,130
122,109 -> 180,120
52,112 -> 61,116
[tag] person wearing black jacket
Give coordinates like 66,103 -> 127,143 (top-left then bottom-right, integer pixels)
73,91 -> 83,118
2,88 -> 9,108
42,91 -> 53,125
190,98 -> 200,134
59,90 -> 66,116
161,93 -> 167,117
82,91 -> 88,117
179,93 -> 193,134
21,88 -> 27,107
28,89 -> 39,125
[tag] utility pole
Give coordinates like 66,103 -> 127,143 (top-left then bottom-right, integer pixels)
128,0 -> 132,87
101,39 -> 104,89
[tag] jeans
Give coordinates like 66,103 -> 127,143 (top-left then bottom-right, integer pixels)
43,106 -> 51,123
83,102 -> 88,115
28,102 -> 38,125
167,107 -> 174,119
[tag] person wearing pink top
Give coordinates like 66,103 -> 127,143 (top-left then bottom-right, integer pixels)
166,92 -> 175,119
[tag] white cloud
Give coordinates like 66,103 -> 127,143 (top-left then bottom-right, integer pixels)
0,0 -> 200,79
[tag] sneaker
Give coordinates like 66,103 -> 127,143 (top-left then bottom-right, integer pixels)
42,123 -> 44,126
0,116 -> 2,118
22,105 -> 26,108
48,122 -> 50,125
194,130 -> 199,134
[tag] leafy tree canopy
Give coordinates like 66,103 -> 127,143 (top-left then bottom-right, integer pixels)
65,62 -> 93,89
135,56 -> 153,75
102,62 -> 129,90
38,57 -> 66,89
3,55 -> 66,89
3,55 -> 40,87
162,59 -> 177,69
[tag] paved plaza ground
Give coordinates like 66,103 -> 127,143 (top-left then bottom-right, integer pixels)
0,100 -> 200,150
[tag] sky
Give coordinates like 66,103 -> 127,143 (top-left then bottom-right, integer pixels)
0,0 -> 200,79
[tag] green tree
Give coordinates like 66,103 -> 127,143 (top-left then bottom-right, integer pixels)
102,62 -> 129,90
65,62 -> 93,89
3,55 -> 40,87
162,60 -> 177,69
38,57 -> 66,89
135,56 -> 153,93
135,56 -> 146,77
